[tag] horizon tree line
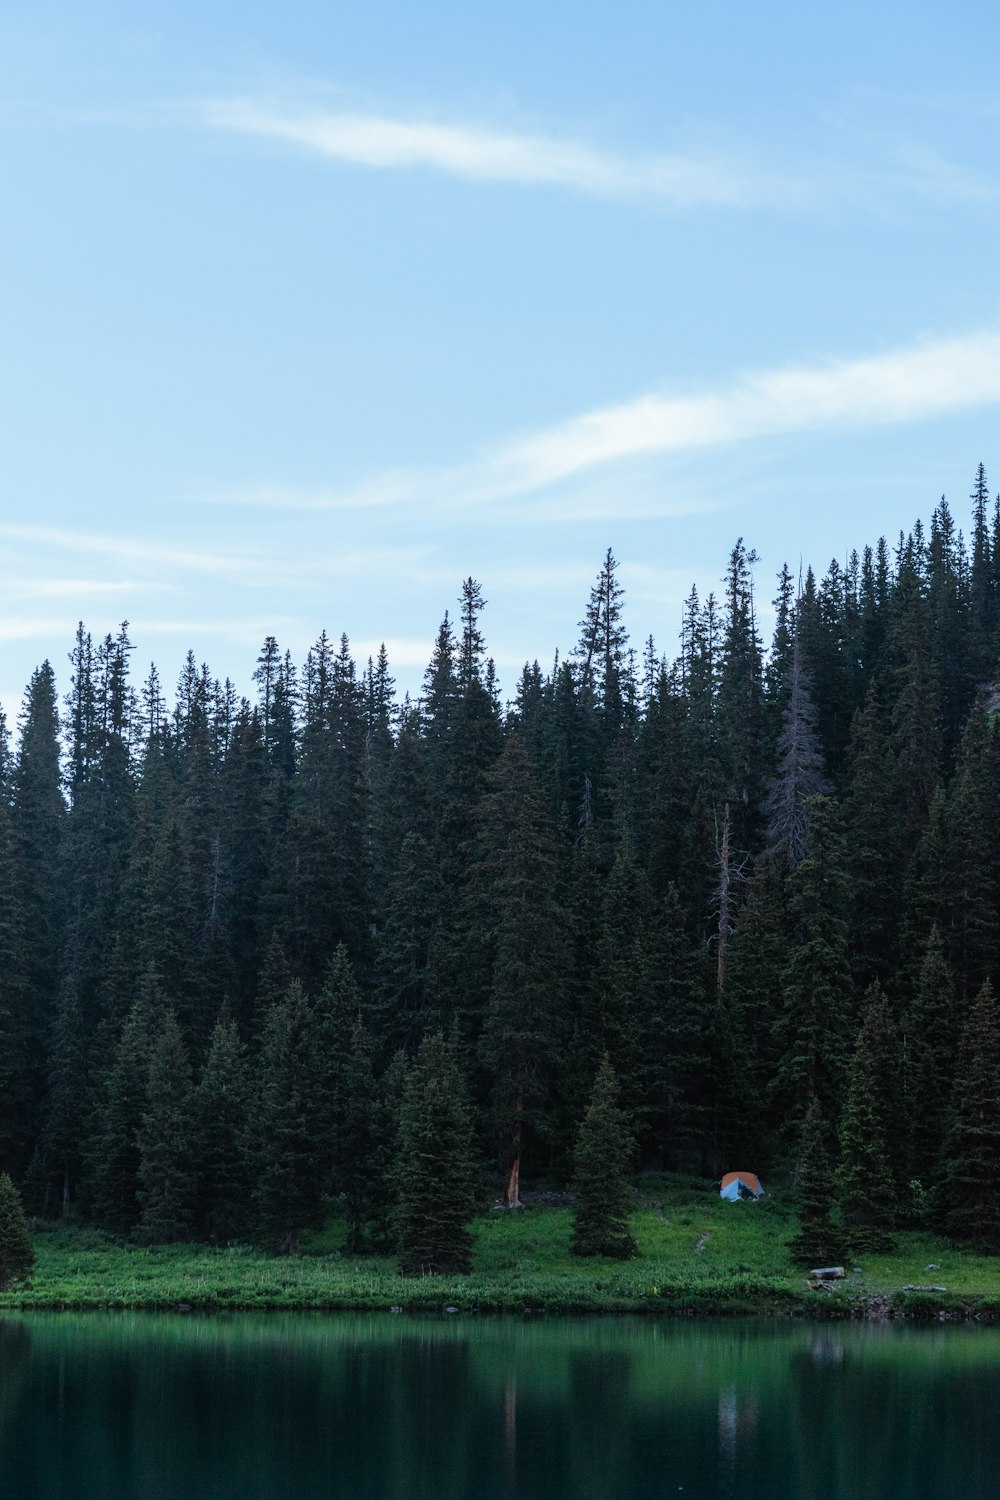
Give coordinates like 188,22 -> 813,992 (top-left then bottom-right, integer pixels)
2,466 -> 1000,1258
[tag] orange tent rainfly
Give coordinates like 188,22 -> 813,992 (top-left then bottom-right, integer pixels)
719,1171 -> 764,1201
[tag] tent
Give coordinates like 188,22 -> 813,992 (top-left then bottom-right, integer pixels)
719,1171 -> 764,1201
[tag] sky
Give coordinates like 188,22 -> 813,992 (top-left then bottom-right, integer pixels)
2,1 -> 999,721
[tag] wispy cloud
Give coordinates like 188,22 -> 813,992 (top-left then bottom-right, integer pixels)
197,96 -> 802,209
207,327 -> 1000,520
0,524 -> 434,587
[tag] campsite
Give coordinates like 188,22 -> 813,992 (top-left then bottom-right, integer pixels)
5,1177 -> 1000,1319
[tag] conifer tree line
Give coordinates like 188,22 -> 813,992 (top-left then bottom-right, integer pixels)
3,467 -> 1000,1256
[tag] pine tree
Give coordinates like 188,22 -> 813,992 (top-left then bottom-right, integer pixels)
941,982 -> 1000,1253
903,928 -> 956,1187
570,1056 -> 637,1260
313,944 -> 362,1195
374,832 -> 443,1051
11,662 -> 65,1061
192,1014 -> 250,1243
339,1017 -> 380,1252
31,963 -> 88,1216
89,976 -> 160,1236
787,1096 -> 840,1266
252,981 -> 326,1253
136,1010 -> 196,1244
717,538 -> 764,854
475,734 -> 569,1206
774,795 -> 855,1125
0,1173 -> 34,1290
0,708 -> 31,1177
836,1015 -> 896,1255
763,618 -> 829,868
393,1031 -> 476,1275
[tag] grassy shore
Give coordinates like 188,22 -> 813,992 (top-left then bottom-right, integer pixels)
5,1181 -> 1000,1318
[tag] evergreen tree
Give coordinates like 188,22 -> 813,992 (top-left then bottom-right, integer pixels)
252,981 -> 326,1253
836,1014 -> 896,1254
717,538 -> 764,854
313,944 -> 362,1195
32,960 -> 88,1216
941,982 -> 1000,1253
192,1014 -> 250,1243
570,1056 -> 637,1260
475,734 -> 569,1206
787,1096 -> 840,1267
89,976 -> 160,1236
339,1016 -> 380,1252
136,1010 -> 196,1244
774,795 -> 855,1125
763,619 -> 829,868
375,832 -> 443,1051
0,1173 -> 34,1290
393,1031 -> 476,1275
904,928 -> 956,1187
0,709 -> 31,1177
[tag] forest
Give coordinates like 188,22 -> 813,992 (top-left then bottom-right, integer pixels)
3,464 -> 1000,1266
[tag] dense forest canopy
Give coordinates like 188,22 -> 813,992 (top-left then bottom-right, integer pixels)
4,466 -> 1000,1254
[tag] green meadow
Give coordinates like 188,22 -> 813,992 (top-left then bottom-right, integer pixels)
5,1180 -> 1000,1319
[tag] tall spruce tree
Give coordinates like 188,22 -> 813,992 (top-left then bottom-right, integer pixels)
904,928 -> 956,1188
836,1011 -> 897,1255
774,795 -> 855,1126
252,981 -> 326,1253
192,1014 -> 250,1243
339,1016 -> 380,1252
788,1096 -> 839,1266
89,975 -> 161,1237
570,1056 -> 637,1260
136,1010 -> 196,1244
941,982 -> 1000,1253
475,734 -> 569,1206
0,1173 -> 34,1290
393,1031 -> 476,1275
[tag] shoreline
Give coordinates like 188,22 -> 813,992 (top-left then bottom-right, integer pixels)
6,1201 -> 1000,1321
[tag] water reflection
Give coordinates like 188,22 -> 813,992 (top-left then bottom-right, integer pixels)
1,1314 -> 1000,1499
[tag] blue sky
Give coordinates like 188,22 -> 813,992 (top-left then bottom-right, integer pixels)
2,1 -> 999,719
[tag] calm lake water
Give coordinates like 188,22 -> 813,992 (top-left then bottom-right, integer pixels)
2,1312 -> 999,1499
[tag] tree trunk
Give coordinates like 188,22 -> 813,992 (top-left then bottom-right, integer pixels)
504,1104 -> 524,1208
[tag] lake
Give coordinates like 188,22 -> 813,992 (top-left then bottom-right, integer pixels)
1,1313 -> 998,1498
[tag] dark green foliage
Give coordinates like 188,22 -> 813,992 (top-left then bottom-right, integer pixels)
0,712 -> 31,1177
393,1032 -> 476,1275
3,487 -> 1000,1253
136,1011 -> 196,1244
192,1015 -> 250,1243
375,832 -> 442,1051
0,1172 -> 34,1290
339,1017 -> 380,1252
252,982 -> 326,1253
89,979 -> 160,1236
763,621 -> 829,869
30,964 -> 88,1215
774,795 -> 855,1125
904,928 -> 956,1187
942,982 -> 1000,1253
571,1056 -> 637,1260
836,1002 -> 897,1255
476,734 -> 570,1203
787,1096 -> 840,1267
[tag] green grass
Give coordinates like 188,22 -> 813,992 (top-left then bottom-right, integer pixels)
5,1180 -> 1000,1317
